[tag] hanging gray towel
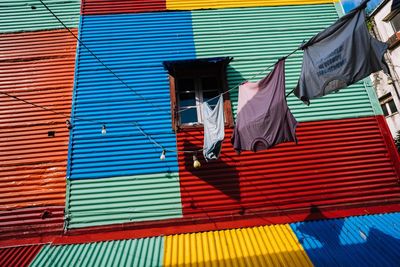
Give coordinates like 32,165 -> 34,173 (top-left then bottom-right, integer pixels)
203,95 -> 225,161
294,0 -> 389,105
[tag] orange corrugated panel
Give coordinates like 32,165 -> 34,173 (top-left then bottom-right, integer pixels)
0,29 -> 76,239
177,116 -> 400,220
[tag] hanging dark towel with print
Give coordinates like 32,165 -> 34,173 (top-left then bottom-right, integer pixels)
294,0 -> 389,105
231,59 -> 298,154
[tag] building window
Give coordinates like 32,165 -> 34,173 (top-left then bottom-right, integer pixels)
390,12 -> 400,32
381,103 -> 389,116
380,92 -> 399,117
164,57 -> 234,131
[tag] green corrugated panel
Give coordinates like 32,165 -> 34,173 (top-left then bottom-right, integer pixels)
192,4 -> 380,122
0,0 -> 80,33
67,172 -> 182,229
30,236 -> 164,267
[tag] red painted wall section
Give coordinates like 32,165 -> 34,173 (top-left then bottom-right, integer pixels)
177,116 -> 400,220
81,0 -> 166,15
0,206 -> 64,243
0,29 -> 76,242
0,244 -> 43,267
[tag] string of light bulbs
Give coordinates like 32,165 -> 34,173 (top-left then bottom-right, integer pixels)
3,0 -> 303,167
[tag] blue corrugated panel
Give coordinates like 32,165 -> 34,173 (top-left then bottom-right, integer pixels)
69,12 -> 196,179
291,213 -> 400,266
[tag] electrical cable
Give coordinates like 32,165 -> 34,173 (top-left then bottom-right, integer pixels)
4,0 -> 302,156
38,0 -> 163,113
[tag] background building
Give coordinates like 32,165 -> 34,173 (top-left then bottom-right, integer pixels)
1,0 -> 400,266
370,0 -> 400,138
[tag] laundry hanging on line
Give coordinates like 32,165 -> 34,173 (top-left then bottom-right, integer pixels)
231,59 -> 298,154
294,0 -> 389,105
203,95 -> 225,161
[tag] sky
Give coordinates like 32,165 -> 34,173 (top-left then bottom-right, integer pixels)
340,0 -> 383,13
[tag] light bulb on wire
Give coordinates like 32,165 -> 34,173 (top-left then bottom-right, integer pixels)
193,154 -> 201,169
101,125 -> 107,135
66,119 -> 72,130
160,149 -> 166,160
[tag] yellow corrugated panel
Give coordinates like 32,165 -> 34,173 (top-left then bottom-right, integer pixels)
167,0 -> 338,10
164,224 -> 313,267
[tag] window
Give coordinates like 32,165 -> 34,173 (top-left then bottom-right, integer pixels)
380,92 -> 399,117
390,12 -> 400,32
388,99 -> 398,113
164,57 -> 234,131
381,103 -> 389,116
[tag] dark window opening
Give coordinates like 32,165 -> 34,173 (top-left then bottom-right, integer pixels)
382,104 -> 389,116
388,99 -> 398,113
390,12 -> 400,32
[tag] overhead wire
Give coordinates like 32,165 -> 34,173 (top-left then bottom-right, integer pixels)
3,0 -> 303,155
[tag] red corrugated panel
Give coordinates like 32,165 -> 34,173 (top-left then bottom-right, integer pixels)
0,29 -> 76,240
0,206 -> 64,241
81,0 -> 166,15
177,116 -> 400,220
0,244 -> 43,267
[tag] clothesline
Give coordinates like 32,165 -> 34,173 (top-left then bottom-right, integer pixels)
177,48 -> 301,114
4,0 -> 380,158
2,1 -> 308,156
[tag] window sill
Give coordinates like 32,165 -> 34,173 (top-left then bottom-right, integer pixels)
176,123 -> 234,132
386,111 -> 399,118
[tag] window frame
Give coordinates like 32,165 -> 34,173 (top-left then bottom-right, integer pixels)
166,59 -> 234,132
380,92 -> 399,117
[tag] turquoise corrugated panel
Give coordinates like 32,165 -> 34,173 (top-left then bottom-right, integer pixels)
291,213 -> 400,266
30,236 -> 164,267
68,12 -> 196,179
0,0 -> 80,33
191,4 -> 379,121
67,172 -> 182,228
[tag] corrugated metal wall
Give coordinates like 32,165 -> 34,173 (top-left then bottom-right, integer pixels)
164,224 -> 312,266
67,173 -> 182,229
64,1 -> 400,231
191,4 -> 382,119
177,116 -> 400,219
81,0 -> 166,15
291,212 -> 400,266
167,0 -> 338,10
0,29 -> 77,240
0,0 -> 80,33
28,213 -> 400,266
30,236 -> 164,267
0,244 -> 43,267
0,206 -> 64,240
68,12 -> 196,180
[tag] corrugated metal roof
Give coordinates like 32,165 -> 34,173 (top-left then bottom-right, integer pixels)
291,212 -> 400,266
167,0 -> 338,10
81,0 -> 166,15
191,4 -> 382,120
0,29 -> 76,240
67,172 -> 182,229
30,236 -> 164,267
68,12 -> 196,180
177,116 -> 400,219
0,0 -> 80,33
0,244 -> 43,267
164,224 -> 312,266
